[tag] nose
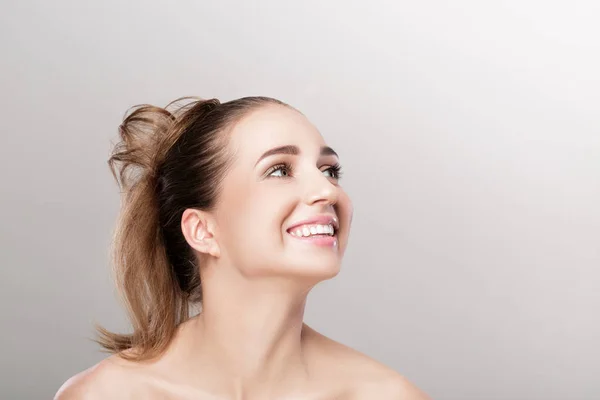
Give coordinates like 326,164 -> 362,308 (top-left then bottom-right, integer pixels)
303,169 -> 339,206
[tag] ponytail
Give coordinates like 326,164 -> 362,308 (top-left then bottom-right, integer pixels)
96,102 -> 191,360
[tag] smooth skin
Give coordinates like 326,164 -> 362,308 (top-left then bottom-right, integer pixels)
55,105 -> 431,400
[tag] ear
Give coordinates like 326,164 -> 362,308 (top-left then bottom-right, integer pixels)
181,208 -> 221,258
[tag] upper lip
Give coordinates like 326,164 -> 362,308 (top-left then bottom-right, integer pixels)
286,214 -> 339,233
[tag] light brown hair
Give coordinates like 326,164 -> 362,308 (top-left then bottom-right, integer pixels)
95,96 -> 287,361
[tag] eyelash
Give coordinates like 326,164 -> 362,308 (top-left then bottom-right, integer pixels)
266,162 -> 344,180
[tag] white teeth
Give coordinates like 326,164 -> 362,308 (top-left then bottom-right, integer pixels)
290,224 -> 335,237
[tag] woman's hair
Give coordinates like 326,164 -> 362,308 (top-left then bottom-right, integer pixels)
95,96 -> 287,361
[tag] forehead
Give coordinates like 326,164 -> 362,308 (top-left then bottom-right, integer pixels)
228,104 -> 326,161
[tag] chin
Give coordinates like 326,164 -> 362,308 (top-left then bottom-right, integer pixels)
285,260 -> 342,282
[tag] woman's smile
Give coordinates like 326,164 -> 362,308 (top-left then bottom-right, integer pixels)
285,214 -> 339,247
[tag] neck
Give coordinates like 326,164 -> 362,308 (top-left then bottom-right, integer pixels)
181,266 -> 316,397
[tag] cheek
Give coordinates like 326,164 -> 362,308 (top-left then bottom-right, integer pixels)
244,189 -> 297,241
217,181 -> 252,240
220,183 -> 286,243
218,186 -> 295,273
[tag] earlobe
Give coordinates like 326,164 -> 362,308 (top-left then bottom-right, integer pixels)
181,209 -> 221,258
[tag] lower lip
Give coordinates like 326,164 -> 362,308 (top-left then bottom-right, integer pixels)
286,233 -> 338,247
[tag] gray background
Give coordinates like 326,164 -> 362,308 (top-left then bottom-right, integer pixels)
1,0 -> 598,399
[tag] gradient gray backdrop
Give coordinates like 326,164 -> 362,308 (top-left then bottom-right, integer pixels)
1,1 -> 598,399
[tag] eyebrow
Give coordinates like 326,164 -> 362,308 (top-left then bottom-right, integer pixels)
254,145 -> 338,166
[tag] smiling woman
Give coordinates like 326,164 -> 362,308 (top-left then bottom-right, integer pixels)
54,96 -> 430,400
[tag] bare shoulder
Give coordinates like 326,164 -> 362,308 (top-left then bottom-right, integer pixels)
54,354 -> 138,400
351,371 -> 431,400
303,325 -> 431,399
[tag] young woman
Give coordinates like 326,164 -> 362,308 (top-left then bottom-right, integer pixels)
55,96 -> 430,399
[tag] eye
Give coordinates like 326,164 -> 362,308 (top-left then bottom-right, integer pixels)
322,163 -> 343,180
266,162 -> 293,178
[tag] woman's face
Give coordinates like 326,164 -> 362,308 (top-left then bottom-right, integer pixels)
213,104 -> 353,281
